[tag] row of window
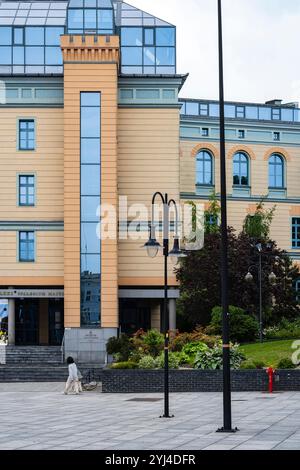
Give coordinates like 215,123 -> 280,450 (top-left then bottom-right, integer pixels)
196,150 -> 286,189
200,127 -> 281,142
13,218 -> 300,264
180,101 -> 300,123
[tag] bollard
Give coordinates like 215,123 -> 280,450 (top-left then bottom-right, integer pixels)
266,367 -> 275,393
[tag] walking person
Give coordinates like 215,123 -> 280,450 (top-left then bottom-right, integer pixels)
64,356 -> 81,395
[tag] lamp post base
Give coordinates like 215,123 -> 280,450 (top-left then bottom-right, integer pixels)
160,414 -> 175,419
216,427 -> 239,433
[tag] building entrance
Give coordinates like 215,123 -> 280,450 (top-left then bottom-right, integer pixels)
15,299 -> 39,345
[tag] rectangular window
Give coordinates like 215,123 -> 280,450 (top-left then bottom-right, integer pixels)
202,128 -> 209,137
272,108 -> 280,120
19,175 -> 35,206
19,120 -> 35,151
144,28 -> 154,45
296,279 -> 300,303
292,218 -> 300,249
238,130 -> 245,139
199,103 -> 208,116
236,106 -> 245,118
19,231 -> 35,262
80,92 -> 101,327
273,132 -> 280,141
13,27 -> 24,45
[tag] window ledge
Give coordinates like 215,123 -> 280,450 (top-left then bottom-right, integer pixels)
195,184 -> 215,196
232,186 -> 251,197
268,188 -> 287,199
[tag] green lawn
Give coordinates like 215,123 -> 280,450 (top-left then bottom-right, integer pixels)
240,340 -> 295,367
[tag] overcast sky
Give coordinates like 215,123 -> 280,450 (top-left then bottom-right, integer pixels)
128,0 -> 300,105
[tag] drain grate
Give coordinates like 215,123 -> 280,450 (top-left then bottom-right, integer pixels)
127,398 -> 163,402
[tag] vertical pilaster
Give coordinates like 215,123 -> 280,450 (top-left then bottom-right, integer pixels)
8,298 -> 15,345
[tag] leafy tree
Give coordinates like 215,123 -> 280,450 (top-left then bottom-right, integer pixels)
243,199 -> 276,240
209,305 -> 259,343
176,200 -> 300,328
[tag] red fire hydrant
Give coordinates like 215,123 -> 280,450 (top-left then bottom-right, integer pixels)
266,367 -> 275,393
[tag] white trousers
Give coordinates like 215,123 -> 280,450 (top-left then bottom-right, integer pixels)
64,377 -> 81,394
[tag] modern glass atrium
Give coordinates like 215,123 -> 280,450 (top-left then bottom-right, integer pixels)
0,0 -> 176,75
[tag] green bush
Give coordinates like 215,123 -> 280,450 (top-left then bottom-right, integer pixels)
194,343 -> 245,370
277,357 -> 296,369
141,329 -> 164,357
110,361 -> 138,369
240,360 -> 257,370
106,334 -> 134,362
210,306 -> 259,343
181,341 -> 209,362
138,355 -> 156,369
154,352 -> 180,369
264,319 -> 300,340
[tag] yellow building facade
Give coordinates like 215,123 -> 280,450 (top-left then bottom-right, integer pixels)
0,1 -> 299,361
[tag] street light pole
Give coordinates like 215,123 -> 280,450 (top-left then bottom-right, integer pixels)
258,250 -> 263,343
143,192 -> 185,418
217,0 -> 235,433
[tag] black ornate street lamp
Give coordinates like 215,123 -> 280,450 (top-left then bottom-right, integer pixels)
142,192 -> 186,418
245,243 -> 277,343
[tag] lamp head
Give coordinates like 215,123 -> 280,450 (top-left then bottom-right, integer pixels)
142,224 -> 162,258
245,272 -> 254,283
268,272 -> 277,284
168,237 -> 187,264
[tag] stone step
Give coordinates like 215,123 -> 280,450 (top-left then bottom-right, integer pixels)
5,346 -> 63,364
0,365 -> 104,382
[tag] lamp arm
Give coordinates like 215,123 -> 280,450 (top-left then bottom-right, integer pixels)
151,191 -> 166,229
168,199 -> 179,237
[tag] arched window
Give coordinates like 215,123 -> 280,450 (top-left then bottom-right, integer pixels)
196,150 -> 213,185
233,152 -> 249,186
269,154 -> 284,188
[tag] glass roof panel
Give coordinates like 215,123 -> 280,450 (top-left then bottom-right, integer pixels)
31,2 -> 50,9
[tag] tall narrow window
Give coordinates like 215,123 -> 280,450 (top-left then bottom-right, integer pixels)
19,120 -> 35,150
19,231 -> 35,262
19,175 -> 35,206
233,152 -> 249,186
269,154 -> 284,188
80,92 -> 101,327
292,218 -> 300,249
196,150 -> 213,186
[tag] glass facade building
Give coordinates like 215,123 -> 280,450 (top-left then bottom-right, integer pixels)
0,0 -> 176,75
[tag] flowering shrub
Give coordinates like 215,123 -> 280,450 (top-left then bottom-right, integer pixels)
0,330 -> 7,345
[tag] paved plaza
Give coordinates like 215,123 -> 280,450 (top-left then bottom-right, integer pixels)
1,383 -> 300,450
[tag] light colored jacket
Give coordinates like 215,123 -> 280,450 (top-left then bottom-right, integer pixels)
68,363 -> 78,381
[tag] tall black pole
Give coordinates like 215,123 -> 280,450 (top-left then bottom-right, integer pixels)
162,193 -> 172,418
217,0 -> 234,433
259,252 -> 263,343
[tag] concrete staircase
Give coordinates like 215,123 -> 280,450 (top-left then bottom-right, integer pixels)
5,346 -> 63,365
0,346 -> 104,382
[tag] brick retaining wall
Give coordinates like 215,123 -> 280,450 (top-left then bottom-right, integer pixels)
101,369 -> 300,393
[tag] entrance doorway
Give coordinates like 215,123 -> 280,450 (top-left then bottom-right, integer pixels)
48,299 -> 64,345
15,299 -> 39,345
119,300 -> 151,335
